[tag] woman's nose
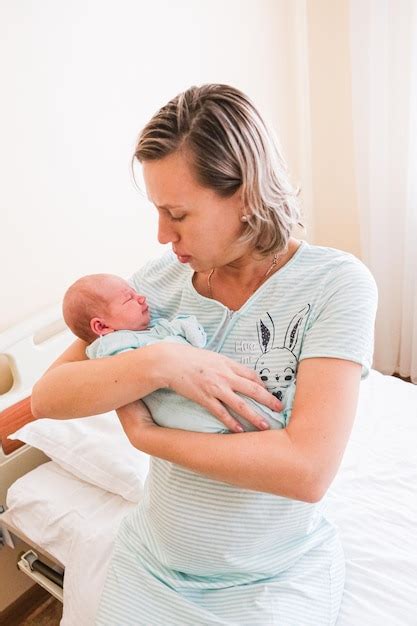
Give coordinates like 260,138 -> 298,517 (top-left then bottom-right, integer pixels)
157,216 -> 179,245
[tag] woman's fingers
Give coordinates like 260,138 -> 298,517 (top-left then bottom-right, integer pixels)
218,388 -> 278,432
204,398 -> 245,433
204,390 -> 272,433
229,363 -> 283,404
232,375 -> 283,412
201,380 -> 283,433
229,362 -> 283,412
162,345 -> 283,428
232,362 -> 264,384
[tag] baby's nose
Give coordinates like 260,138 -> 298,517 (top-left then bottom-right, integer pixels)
136,294 -> 146,303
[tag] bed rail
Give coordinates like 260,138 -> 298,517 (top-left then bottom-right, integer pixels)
0,304 -> 74,419
0,305 -> 73,525
17,550 -> 64,602
0,304 -> 74,454
0,306 -> 74,611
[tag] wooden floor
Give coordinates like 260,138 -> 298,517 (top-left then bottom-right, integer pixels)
19,596 -> 62,625
0,587 -> 62,626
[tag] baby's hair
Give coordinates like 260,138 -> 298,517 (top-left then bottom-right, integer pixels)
62,274 -> 112,343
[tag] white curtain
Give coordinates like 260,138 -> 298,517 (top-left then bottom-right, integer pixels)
350,0 -> 417,382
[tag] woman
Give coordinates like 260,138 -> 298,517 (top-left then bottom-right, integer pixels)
32,84 -> 378,625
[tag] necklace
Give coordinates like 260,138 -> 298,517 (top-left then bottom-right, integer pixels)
207,252 -> 280,299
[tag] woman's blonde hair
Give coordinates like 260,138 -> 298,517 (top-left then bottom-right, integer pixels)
134,84 -> 303,256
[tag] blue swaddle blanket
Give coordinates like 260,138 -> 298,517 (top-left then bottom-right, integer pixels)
87,314 -> 291,432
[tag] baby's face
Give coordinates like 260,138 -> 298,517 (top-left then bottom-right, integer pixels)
102,277 -> 150,332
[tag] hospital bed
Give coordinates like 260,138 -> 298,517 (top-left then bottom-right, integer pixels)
0,306 -> 416,625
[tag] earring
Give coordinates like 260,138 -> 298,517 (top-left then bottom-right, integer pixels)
241,215 -> 249,222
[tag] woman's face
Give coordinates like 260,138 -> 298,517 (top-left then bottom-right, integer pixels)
142,150 -> 248,272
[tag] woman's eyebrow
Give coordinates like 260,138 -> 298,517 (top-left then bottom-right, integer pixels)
157,204 -> 184,210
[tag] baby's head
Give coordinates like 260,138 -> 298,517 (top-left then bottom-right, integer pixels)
62,274 -> 150,343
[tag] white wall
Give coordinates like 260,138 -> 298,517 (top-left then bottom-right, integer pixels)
307,0 -> 360,256
0,0 -> 310,332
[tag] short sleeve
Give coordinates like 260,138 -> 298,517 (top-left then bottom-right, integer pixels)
299,259 -> 378,379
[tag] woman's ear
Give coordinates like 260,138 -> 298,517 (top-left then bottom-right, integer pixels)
90,317 -> 113,337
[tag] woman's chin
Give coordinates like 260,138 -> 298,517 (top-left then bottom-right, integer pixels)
188,259 -> 212,273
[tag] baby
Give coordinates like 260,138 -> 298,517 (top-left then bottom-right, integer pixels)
63,273 -> 207,354
62,273 -> 291,433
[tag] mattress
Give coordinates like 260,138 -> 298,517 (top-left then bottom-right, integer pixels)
3,369 -> 417,625
326,370 -> 417,624
3,461 -> 136,565
2,461 -> 137,624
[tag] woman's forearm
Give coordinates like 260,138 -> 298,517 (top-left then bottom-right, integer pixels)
132,423 -> 318,503
31,344 -> 166,419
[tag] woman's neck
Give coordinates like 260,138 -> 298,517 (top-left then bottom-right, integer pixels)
194,238 -> 302,310
215,238 -> 300,286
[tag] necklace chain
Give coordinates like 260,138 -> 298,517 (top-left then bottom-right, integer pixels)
207,252 -> 280,299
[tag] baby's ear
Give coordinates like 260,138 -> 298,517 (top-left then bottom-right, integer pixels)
90,317 -> 113,336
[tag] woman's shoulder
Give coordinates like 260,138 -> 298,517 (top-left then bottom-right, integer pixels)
300,240 -> 366,267
298,241 -> 377,291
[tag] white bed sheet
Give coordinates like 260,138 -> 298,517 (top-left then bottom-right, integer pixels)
326,369 -> 417,625
0,461 -> 135,604
3,369 -> 417,625
3,461 -> 136,565
3,460 -> 137,625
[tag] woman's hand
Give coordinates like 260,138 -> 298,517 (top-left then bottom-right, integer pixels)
117,400 -> 157,447
156,343 -> 283,433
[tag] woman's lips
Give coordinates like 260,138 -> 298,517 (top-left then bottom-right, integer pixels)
173,248 -> 191,263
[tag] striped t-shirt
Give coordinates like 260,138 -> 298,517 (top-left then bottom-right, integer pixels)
127,239 -> 377,573
96,240 -> 378,625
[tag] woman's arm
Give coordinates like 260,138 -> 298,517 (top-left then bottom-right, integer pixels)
31,339 -> 281,427
31,339 -> 170,418
119,357 -> 362,503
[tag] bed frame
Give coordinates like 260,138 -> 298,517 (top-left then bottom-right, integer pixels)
0,306 -> 74,607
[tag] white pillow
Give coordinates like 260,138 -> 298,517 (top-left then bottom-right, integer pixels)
9,411 -> 150,502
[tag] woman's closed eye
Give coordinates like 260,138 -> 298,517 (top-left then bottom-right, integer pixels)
169,214 -> 186,222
